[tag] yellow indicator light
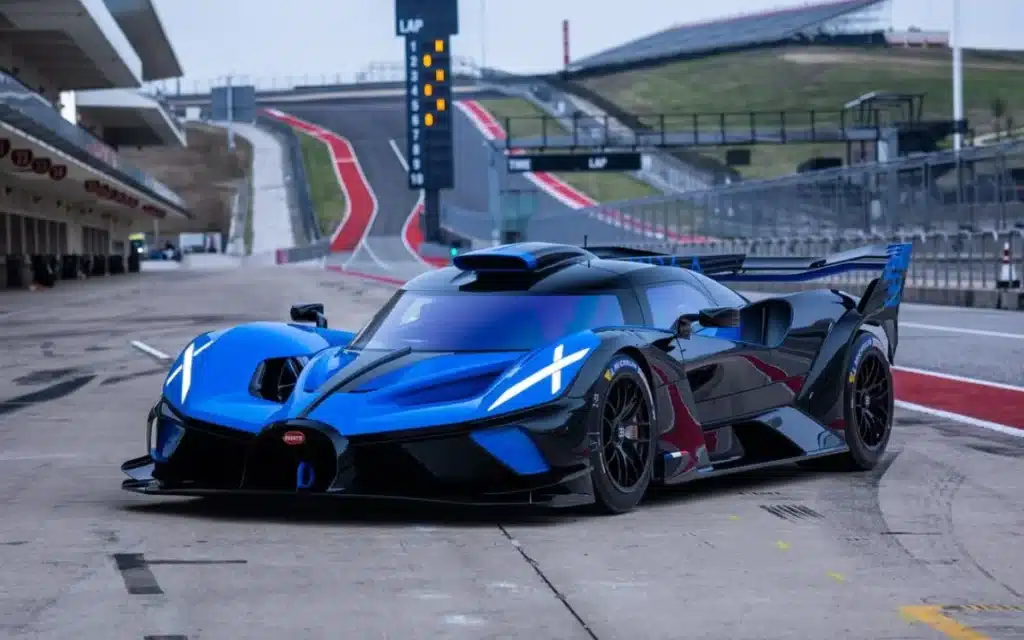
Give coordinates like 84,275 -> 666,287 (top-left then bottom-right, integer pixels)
436,98 -> 446,111
434,40 -> 444,53
435,69 -> 445,82
423,54 -> 432,67
425,113 -> 435,127
424,84 -> 433,97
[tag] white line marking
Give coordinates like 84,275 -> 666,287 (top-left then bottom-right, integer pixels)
902,321 -> 1024,340
129,340 -> 171,361
894,365 -> 1024,393
896,400 -> 1024,438
0,453 -> 82,462
388,138 -> 408,171
388,137 -> 434,269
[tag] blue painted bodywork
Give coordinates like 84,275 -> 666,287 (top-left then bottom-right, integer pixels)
157,320 -> 599,475
151,241 -> 912,483
300,331 -> 600,435
161,322 -> 355,432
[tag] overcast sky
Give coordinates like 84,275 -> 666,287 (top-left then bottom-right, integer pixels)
150,0 -> 1023,91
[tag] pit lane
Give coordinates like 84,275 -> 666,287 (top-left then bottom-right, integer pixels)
1,266 -> 1022,640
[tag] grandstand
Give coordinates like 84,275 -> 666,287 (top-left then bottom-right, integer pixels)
568,0 -> 892,75
534,0 -> 1024,179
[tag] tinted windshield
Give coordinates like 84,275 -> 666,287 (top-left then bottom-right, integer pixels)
351,291 -> 625,352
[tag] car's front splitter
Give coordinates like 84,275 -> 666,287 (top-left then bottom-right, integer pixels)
121,460 -> 595,509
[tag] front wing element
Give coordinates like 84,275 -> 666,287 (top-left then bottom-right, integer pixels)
124,400 -> 597,507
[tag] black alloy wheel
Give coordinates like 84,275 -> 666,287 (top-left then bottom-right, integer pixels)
600,376 -> 653,492
590,357 -> 656,514
852,350 -> 893,450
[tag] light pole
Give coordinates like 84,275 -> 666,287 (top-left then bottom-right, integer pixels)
479,0 -> 487,75
480,0 -> 487,75
225,74 -> 236,151
951,0 -> 963,151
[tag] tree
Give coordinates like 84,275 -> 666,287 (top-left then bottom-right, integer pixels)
991,96 -> 1008,140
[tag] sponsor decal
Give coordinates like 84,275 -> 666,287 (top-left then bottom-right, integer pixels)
607,357 -> 639,377
847,336 -> 876,409
48,164 -> 66,181
31,157 -> 51,174
849,337 -> 872,380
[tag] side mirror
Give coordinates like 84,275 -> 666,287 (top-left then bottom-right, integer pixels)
697,307 -> 741,329
672,307 -> 740,339
290,303 -> 328,329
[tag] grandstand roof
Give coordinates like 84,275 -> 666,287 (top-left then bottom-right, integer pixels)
568,0 -> 889,72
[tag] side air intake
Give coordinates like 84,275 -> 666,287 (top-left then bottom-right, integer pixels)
250,356 -> 309,403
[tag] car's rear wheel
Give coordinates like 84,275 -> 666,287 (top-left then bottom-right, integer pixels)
803,333 -> 894,471
590,355 -> 655,514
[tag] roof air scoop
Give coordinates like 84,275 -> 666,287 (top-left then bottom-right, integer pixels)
452,243 -> 593,272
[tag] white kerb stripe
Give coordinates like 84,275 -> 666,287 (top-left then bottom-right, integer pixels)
488,346 -> 591,412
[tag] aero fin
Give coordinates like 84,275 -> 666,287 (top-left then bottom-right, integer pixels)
857,242 -> 913,361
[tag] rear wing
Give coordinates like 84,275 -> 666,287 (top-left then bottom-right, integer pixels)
589,242 -> 914,358
587,243 -> 912,286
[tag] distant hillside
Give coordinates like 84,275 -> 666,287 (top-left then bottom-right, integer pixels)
580,46 -> 1024,179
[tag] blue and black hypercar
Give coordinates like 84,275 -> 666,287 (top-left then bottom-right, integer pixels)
122,241 -> 912,514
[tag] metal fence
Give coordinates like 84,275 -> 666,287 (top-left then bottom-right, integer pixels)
611,230 -> 1024,292
440,201 -> 1022,291
553,141 -> 1024,239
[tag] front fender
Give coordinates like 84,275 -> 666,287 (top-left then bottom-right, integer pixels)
162,322 -> 354,421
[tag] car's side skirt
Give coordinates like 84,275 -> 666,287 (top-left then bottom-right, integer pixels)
661,445 -> 850,486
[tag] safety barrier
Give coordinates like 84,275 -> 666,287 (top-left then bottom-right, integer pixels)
256,113 -> 320,244
273,239 -> 331,265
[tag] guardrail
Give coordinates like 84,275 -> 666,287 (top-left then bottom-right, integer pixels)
274,239 -> 330,265
148,57 -> 484,97
255,113 -> 319,244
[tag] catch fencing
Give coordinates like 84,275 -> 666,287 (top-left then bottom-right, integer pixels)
612,229 -> 1024,292
441,202 -> 1023,292
561,141 -> 1024,239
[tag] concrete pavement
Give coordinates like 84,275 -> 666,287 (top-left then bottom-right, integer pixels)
1,266 -> 1022,639
231,121 -> 294,254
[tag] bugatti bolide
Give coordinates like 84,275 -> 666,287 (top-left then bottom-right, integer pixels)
122,241 -> 912,514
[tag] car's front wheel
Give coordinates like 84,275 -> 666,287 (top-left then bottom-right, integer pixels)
589,355 -> 655,514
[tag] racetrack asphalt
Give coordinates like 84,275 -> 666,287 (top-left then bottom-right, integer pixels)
1,266 -> 1022,639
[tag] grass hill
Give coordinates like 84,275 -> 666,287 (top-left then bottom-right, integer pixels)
578,45 -> 1024,179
